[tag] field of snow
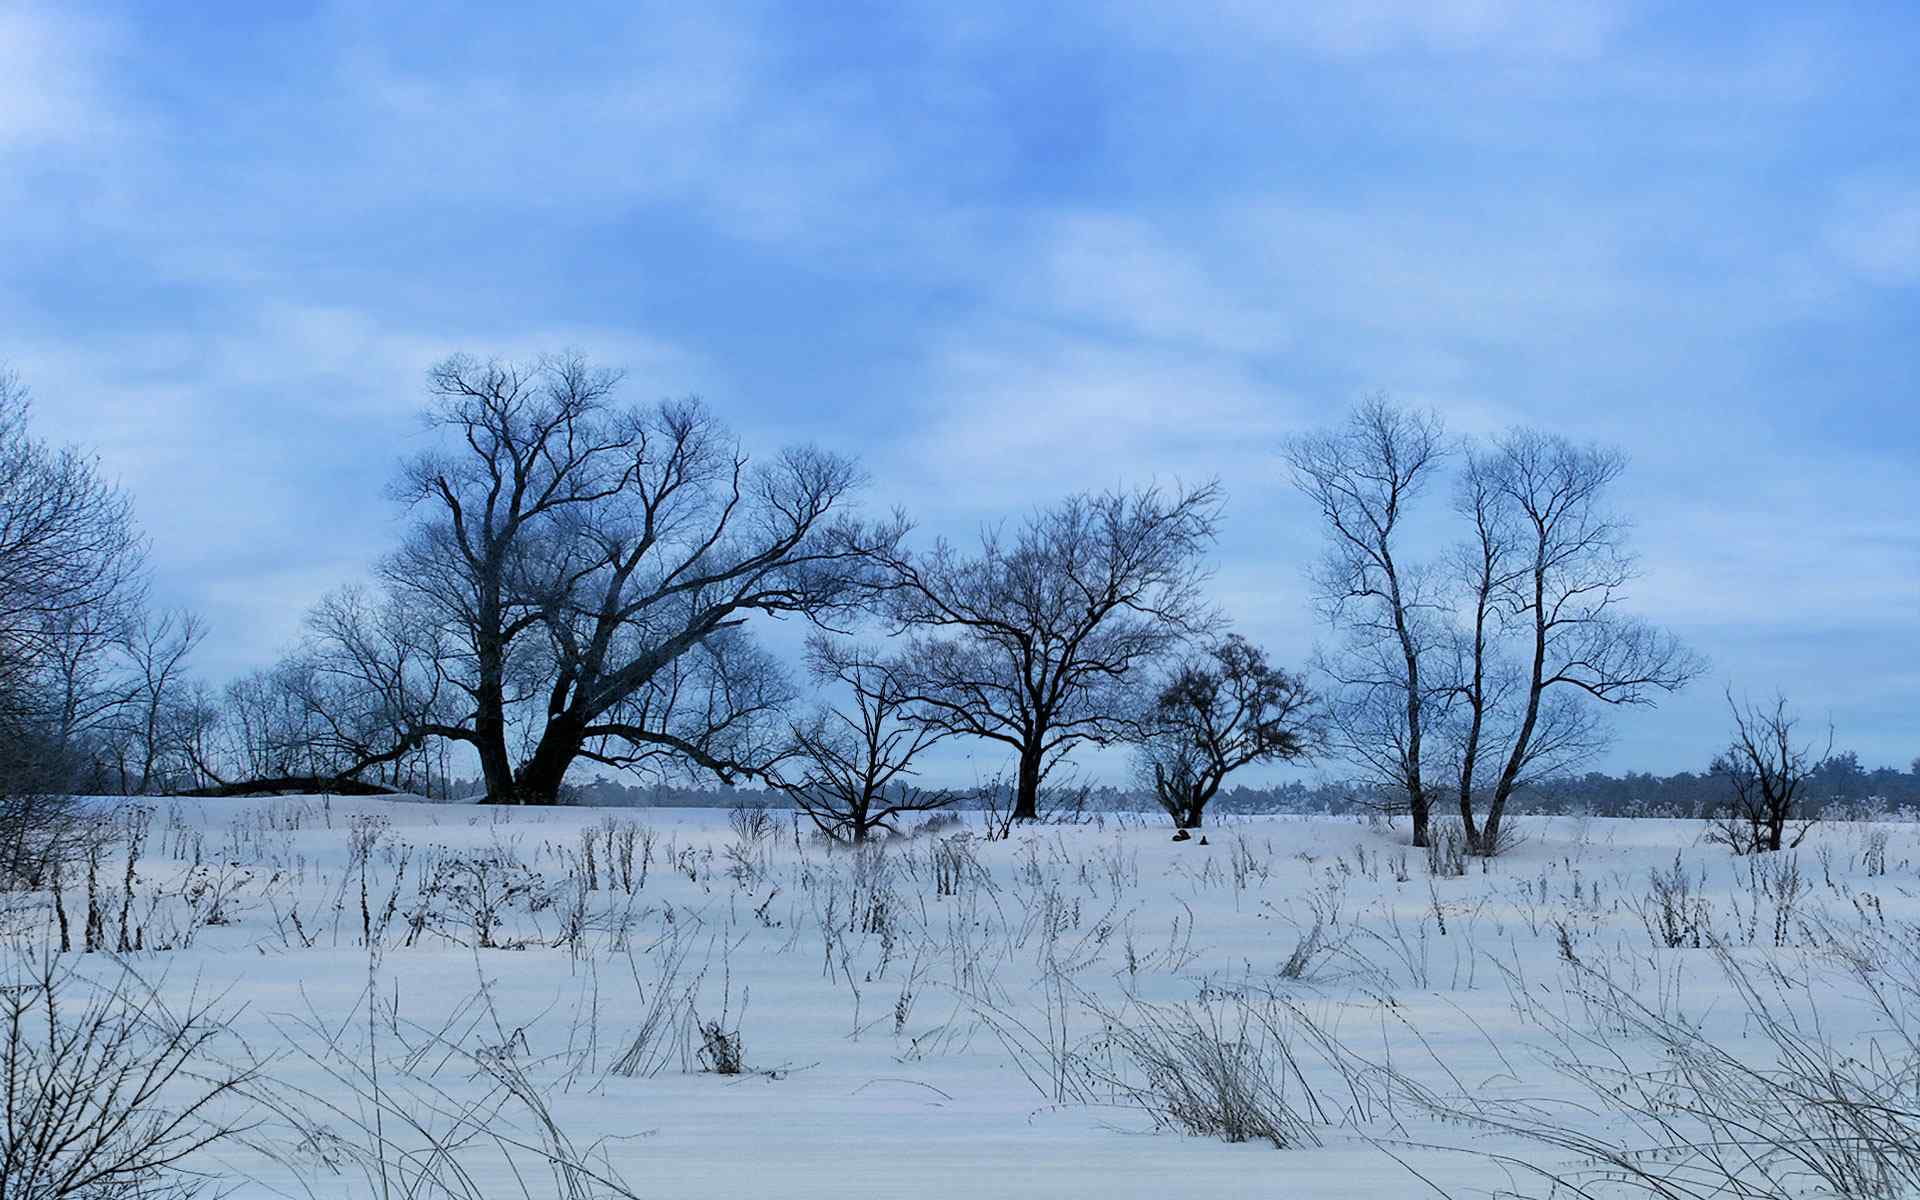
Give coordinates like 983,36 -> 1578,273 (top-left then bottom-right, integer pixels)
10,797 -> 1920,1199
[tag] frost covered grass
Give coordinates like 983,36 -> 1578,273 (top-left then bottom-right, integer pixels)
7,797 -> 1920,1198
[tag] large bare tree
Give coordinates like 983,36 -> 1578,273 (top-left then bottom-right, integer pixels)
1131,634 -> 1318,829
1460,431 -> 1704,853
1285,398 -> 1448,845
306,353 -> 899,804
0,372 -> 146,681
872,483 -> 1221,822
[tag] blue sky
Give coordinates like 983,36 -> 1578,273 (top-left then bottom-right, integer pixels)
5,1 -> 1917,782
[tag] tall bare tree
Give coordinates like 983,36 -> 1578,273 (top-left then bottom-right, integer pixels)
305,353 -> 899,804
1439,447 -> 1526,845
872,482 -> 1221,822
1131,635 -> 1318,829
0,370 -> 147,878
103,609 -> 206,795
1285,398 -> 1448,846
774,635 -> 950,843
1289,399 -> 1700,854
1463,431 -> 1704,853
1710,689 -> 1830,853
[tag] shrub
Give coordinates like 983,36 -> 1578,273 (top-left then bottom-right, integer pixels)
0,953 -> 256,1199
1088,994 -> 1325,1149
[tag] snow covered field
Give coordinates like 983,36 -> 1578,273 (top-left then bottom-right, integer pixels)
11,797 -> 1920,1199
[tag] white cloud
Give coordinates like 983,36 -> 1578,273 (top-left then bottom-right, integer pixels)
890,327 -> 1297,510
1026,213 -> 1290,356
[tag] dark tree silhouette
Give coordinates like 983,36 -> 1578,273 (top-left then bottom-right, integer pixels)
1462,431 -> 1704,854
1286,398 -> 1448,846
774,636 -> 951,843
294,354 -> 901,804
0,370 -> 147,877
1710,689 -> 1831,854
1132,635 -> 1318,829
872,482 -> 1221,822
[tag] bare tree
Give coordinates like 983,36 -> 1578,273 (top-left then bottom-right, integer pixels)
1288,399 -> 1700,855
1710,689 -> 1830,854
1131,635 -> 1318,829
773,635 -> 951,843
101,609 -> 206,795
216,663 -> 341,784
303,354 -> 898,804
159,680 -> 227,793
1285,398 -> 1448,846
0,369 -> 146,878
42,613 -> 127,771
1439,447 -> 1528,847
872,482 -> 1221,822
1465,431 -> 1704,853
293,587 -> 459,790
0,370 -> 146,689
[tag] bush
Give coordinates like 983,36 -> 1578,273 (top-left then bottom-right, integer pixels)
421,848 -> 548,948
1,953 -> 256,1199
1088,994 -> 1325,1149
1424,817 -> 1468,877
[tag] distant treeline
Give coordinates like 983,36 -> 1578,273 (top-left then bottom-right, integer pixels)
422,751 -> 1920,821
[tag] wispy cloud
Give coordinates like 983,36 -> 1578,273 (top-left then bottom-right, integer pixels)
5,0 -> 1916,773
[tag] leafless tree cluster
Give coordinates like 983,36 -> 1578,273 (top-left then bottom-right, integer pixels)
216,355 -> 905,805
1287,397 -> 1704,852
865,482 -> 1224,821
0,371 -> 210,879
8,355 -> 1737,836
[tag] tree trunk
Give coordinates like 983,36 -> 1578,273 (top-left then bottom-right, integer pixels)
1481,559 -> 1549,857
1180,776 -> 1220,829
513,721 -> 582,806
1013,744 -> 1042,822
1404,746 -> 1430,847
1383,546 -> 1430,850
476,729 -> 517,804
473,617 -> 519,803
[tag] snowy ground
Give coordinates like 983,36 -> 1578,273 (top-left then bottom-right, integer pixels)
9,797 -> 1920,1199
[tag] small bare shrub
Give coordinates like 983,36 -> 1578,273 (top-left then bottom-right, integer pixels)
1088,994 -> 1325,1149
1278,918 -> 1332,981
696,1020 -> 745,1075
727,803 -> 776,845
423,849 -> 548,949
1,953 -> 257,1199
1424,817 -> 1468,878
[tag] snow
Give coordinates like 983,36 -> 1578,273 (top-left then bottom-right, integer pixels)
14,797 -> 1919,1198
